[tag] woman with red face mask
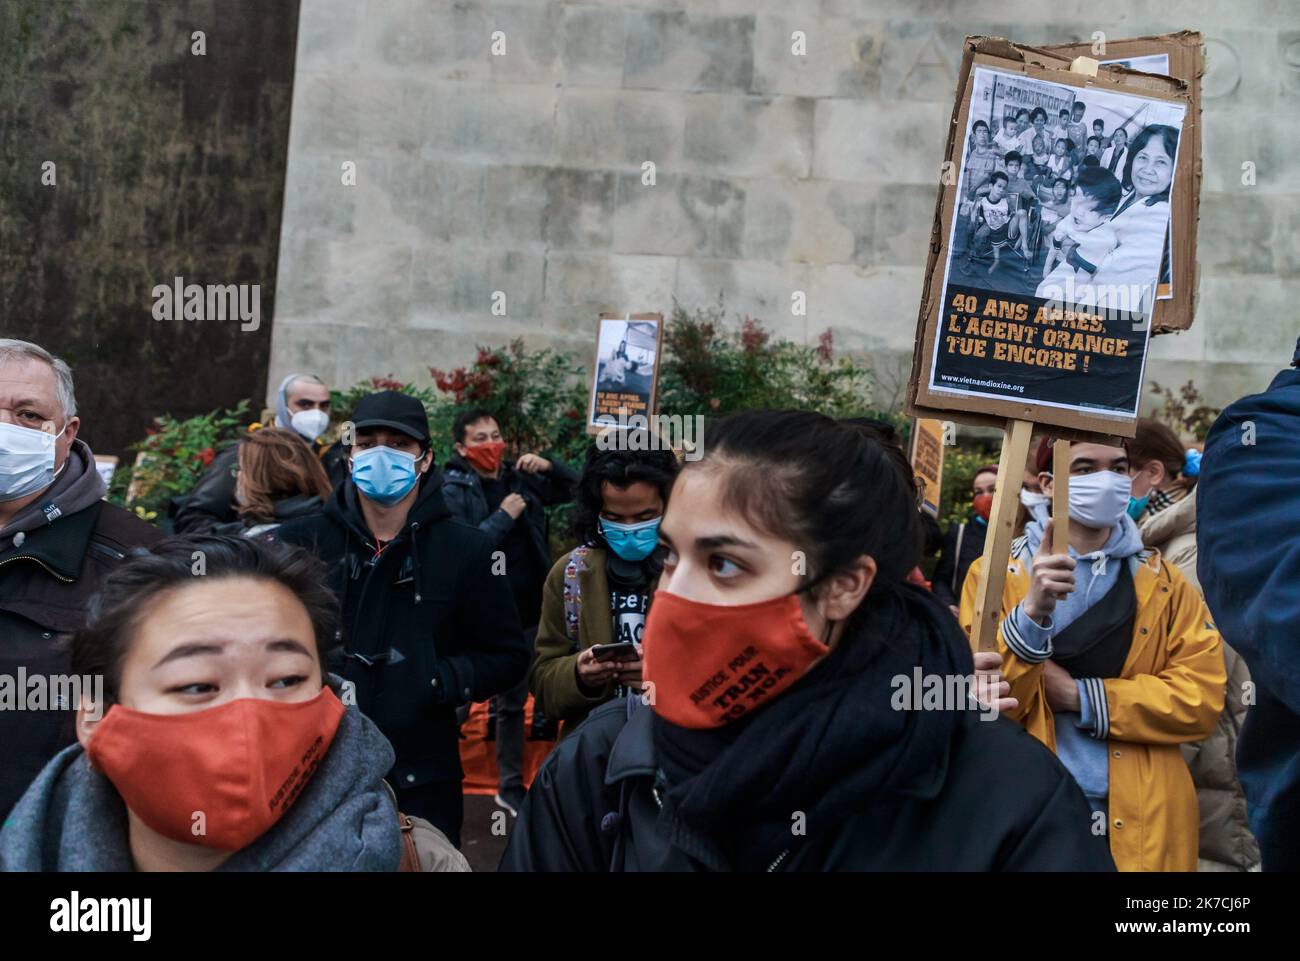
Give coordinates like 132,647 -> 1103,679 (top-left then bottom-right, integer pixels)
931,465 -> 999,615
499,411 -> 1115,872
0,536 -> 466,872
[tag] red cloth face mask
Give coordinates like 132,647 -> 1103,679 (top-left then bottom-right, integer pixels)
462,440 -> 505,474
972,492 -> 994,521
87,687 -> 345,851
641,589 -> 830,729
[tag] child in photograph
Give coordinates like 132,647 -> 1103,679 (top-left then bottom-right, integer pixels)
1047,137 -> 1074,183
1092,118 -> 1109,150
1051,108 -> 1071,148
1036,166 -> 1123,296
993,116 -> 1023,155
1028,134 -> 1051,184
1035,177 -> 1072,229
1085,136 -> 1103,161
965,172 -> 1012,275
973,152 -> 1036,262
1066,102 -> 1088,165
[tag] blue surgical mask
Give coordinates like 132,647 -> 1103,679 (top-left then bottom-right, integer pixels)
599,516 -> 661,562
1127,493 -> 1150,520
351,446 -> 420,506
0,420 -> 65,502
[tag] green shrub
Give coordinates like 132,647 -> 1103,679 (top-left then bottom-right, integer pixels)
430,341 -> 591,469
1148,380 -> 1221,442
107,400 -> 252,521
657,300 -> 876,421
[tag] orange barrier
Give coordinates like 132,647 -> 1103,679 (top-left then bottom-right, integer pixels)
458,695 -> 559,795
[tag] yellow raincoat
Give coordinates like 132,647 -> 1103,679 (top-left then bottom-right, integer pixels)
960,539 -> 1225,871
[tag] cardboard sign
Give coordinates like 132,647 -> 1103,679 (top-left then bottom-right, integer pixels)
1042,33 -> 1203,332
908,38 -> 1192,438
586,313 -> 663,434
911,418 -> 946,518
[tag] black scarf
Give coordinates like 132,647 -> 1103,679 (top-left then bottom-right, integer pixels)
652,583 -> 974,869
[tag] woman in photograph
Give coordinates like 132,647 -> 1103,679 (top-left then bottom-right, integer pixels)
1066,124 -> 1179,314
1018,107 -> 1049,161
500,410 -> 1115,872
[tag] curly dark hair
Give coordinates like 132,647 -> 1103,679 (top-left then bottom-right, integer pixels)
570,437 -> 680,547
72,535 -> 339,703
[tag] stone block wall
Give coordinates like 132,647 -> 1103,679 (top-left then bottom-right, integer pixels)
272,0 -> 1300,414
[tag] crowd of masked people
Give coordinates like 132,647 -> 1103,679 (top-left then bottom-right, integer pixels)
0,334 -> 1296,872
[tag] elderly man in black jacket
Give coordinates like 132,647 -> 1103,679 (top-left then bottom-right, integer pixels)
440,408 -> 577,816
0,339 -> 162,818
275,391 -> 528,847
174,372 -> 347,534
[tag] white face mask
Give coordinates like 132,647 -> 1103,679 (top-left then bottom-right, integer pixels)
1064,470 -> 1132,530
290,409 -> 330,443
0,420 -> 66,502
1019,488 -> 1049,509
1019,487 -> 1051,523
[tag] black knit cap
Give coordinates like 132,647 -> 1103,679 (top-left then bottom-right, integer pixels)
350,391 -> 430,445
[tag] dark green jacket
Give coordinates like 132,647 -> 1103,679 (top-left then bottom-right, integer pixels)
528,545 -> 657,735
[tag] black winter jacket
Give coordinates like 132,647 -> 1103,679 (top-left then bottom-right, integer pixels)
274,476 -> 528,787
439,454 -> 577,579
0,500 -> 162,817
500,698 -> 1115,872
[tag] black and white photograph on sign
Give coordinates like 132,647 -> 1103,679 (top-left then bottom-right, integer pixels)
935,64 -> 1185,419
588,317 -> 659,428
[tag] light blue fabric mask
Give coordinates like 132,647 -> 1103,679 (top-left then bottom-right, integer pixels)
1127,493 -> 1150,520
599,516 -> 661,562
351,446 -> 419,506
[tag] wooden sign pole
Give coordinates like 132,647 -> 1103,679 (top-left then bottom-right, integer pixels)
970,419 -> 1034,652
1052,439 -> 1071,554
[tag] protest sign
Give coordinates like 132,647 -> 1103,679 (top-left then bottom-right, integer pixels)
908,39 -> 1195,652
911,418 -> 946,518
910,42 -> 1191,438
586,313 -> 663,434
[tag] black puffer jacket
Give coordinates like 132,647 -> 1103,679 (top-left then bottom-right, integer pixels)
501,585 -> 1115,872
275,476 -> 528,787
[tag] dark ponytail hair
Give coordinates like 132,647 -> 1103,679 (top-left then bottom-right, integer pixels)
691,410 -> 919,609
